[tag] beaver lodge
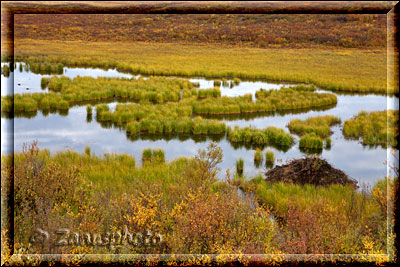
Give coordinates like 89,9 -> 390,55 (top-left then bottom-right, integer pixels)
265,155 -> 358,188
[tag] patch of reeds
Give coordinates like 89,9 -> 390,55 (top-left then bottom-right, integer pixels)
228,125 -> 293,147
265,150 -> 274,165
288,115 -> 341,138
254,149 -> 263,165
343,110 -> 398,147
299,133 -> 324,150
236,158 -> 244,176
142,148 -> 166,164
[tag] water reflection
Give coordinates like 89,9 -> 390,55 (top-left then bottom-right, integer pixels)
1,64 -> 398,185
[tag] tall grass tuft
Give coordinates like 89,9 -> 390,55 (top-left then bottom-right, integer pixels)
265,150 -> 274,164
236,158 -> 244,176
153,149 -> 165,163
142,148 -> 152,163
86,104 -> 92,115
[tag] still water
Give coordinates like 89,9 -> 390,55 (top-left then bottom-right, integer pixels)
1,63 -> 398,185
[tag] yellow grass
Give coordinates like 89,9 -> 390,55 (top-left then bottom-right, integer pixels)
12,39 -> 390,93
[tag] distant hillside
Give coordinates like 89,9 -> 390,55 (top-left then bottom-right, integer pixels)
12,14 -> 386,48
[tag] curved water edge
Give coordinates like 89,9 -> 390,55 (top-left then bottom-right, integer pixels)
1,63 -> 399,185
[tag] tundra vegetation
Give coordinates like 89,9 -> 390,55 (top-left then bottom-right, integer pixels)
1,11 -> 396,264
1,142 -> 396,258
343,110 -> 399,148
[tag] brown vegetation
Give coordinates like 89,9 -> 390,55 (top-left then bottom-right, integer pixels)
12,14 -> 386,48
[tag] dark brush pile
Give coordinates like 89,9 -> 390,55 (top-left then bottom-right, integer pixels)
265,156 -> 358,188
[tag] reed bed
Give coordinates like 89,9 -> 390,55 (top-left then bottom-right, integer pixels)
228,125 -> 293,147
195,87 -> 337,115
288,115 -> 341,138
343,110 -> 399,147
1,64 -> 10,77
28,62 -> 64,75
197,87 -> 221,99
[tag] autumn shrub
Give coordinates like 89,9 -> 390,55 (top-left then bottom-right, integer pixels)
165,187 -> 276,254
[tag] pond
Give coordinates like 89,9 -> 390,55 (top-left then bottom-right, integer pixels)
1,63 -> 398,185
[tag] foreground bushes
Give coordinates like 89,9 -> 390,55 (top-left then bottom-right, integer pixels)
239,174 -> 396,254
3,142 -> 279,256
343,110 -> 399,148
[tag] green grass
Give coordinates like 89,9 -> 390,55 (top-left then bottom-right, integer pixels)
254,149 -> 263,163
325,137 -> 332,148
228,125 -> 293,148
299,133 -> 324,150
242,175 -> 380,220
13,40 -> 391,94
153,149 -> 165,163
86,104 -> 92,115
343,110 -> 399,147
288,115 -> 341,138
142,148 -> 152,163
195,87 -> 337,115
236,158 -> 244,176
265,150 -> 274,164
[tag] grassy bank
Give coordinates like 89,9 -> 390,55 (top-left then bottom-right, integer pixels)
11,40 -> 390,94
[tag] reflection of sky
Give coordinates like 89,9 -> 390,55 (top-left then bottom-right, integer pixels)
1,66 -> 399,185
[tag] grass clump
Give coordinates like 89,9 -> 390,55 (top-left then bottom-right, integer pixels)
325,137 -> 332,148
84,146 -> 91,156
142,148 -> 166,164
288,115 -> 341,138
299,133 -> 324,150
153,149 -> 165,163
254,149 -> 263,167
228,125 -> 293,148
343,110 -> 399,147
86,104 -> 92,115
142,148 -> 152,163
236,158 -> 244,176
265,150 -> 274,164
